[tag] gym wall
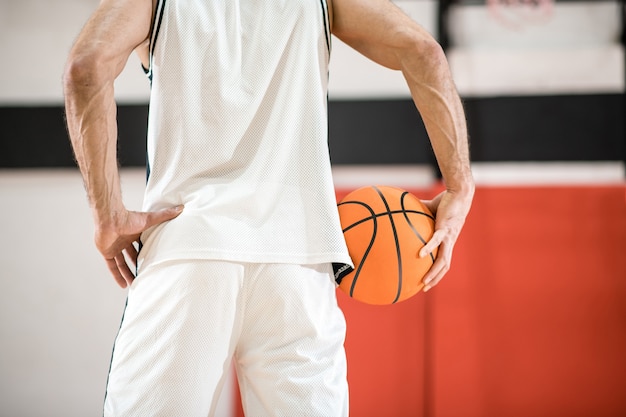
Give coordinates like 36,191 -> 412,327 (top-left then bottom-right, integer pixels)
2,0 -> 623,168
1,1 -> 625,417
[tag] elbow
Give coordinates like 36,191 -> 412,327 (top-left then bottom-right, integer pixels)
394,28 -> 448,74
63,52 -> 107,95
421,39 -> 446,67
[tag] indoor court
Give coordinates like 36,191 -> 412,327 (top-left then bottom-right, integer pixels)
1,0 -> 625,416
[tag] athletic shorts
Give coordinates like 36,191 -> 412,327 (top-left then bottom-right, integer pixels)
103,260 -> 348,416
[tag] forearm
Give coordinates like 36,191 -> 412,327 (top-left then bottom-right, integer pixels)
331,0 -> 474,197
64,62 -> 124,225
62,0 -> 155,227
400,42 -> 474,198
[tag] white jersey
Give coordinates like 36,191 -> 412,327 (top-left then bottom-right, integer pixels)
139,0 -> 352,270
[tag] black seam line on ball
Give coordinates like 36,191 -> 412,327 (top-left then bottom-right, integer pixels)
373,186 -> 402,304
400,192 -> 436,264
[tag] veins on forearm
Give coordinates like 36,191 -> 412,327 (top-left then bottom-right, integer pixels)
401,57 -> 472,190
66,80 -> 123,217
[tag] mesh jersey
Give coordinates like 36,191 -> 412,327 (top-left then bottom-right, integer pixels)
138,0 -> 352,269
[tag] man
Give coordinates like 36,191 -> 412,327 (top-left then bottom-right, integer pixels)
64,0 -> 474,415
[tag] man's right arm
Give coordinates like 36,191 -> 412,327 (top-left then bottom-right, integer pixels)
63,0 -> 181,287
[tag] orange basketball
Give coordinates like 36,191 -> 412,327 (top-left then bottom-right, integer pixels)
337,185 -> 437,305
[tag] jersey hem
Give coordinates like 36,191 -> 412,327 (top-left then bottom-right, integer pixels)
138,249 -> 354,273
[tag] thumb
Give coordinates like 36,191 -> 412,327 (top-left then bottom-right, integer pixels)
143,205 -> 184,229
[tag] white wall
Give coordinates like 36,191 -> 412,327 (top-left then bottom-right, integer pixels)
446,1 -> 624,96
0,0 -> 150,105
0,169 -> 240,417
0,169 -> 138,416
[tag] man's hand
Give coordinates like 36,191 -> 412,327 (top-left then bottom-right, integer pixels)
95,205 -> 183,288
419,189 -> 474,292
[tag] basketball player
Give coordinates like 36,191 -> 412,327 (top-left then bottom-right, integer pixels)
63,0 -> 474,415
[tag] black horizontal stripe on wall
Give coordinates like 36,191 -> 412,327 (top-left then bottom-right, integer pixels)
0,105 -> 149,168
328,99 -> 435,165
463,94 -> 624,162
0,94 -> 623,168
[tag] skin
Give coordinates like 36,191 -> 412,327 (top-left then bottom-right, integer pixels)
64,0 -> 177,288
64,0 -> 474,291
329,0 -> 474,292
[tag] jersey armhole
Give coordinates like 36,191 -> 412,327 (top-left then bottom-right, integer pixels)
319,0 -> 331,54
145,0 -> 167,82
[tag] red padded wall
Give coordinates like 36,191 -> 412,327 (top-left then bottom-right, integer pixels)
236,185 -> 626,417
338,185 -> 626,417
428,186 -> 626,417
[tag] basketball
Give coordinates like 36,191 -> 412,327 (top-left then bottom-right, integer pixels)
337,185 -> 437,305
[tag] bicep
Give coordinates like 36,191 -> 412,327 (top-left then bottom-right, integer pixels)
330,0 -> 438,70
68,0 -> 154,78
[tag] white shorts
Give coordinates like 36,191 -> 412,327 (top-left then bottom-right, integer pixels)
103,260 -> 348,417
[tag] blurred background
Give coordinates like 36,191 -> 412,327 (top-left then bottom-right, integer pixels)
0,0 -> 624,416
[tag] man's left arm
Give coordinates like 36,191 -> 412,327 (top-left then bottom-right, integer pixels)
329,0 -> 475,292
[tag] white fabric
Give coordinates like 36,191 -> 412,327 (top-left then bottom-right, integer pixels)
104,260 -> 348,416
139,0 -> 352,269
